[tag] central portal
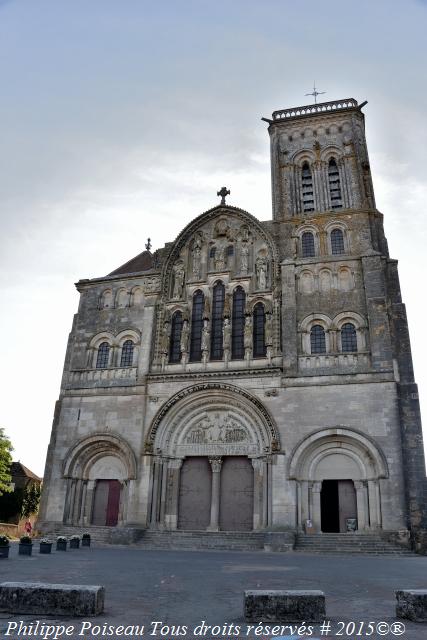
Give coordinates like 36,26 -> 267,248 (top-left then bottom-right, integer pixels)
177,456 -> 254,531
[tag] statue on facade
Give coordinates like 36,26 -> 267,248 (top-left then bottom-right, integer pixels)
244,315 -> 252,360
255,254 -> 268,290
214,243 -> 226,271
172,260 -> 185,299
201,319 -> 210,354
223,317 -> 231,353
191,235 -> 203,279
180,319 -> 190,355
265,311 -> 273,346
240,244 -> 249,275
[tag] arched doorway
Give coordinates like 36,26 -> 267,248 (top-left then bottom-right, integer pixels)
289,428 -> 388,533
62,434 -> 137,527
146,383 -> 280,531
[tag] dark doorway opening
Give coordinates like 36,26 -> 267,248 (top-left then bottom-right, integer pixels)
321,480 -> 340,532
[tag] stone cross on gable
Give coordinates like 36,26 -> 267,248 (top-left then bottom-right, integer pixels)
217,186 -> 230,205
145,238 -> 152,251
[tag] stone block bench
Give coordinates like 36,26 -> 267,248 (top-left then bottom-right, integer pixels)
244,590 -> 325,622
396,590 -> 427,623
0,583 -> 104,616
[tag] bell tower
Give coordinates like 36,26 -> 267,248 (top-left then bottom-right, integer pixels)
263,98 -> 375,220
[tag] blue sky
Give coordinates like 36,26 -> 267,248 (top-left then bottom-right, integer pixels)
0,0 -> 426,475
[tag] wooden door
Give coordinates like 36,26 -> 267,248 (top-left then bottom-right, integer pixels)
338,480 -> 357,532
219,457 -> 254,531
92,480 -> 121,526
178,457 -> 211,530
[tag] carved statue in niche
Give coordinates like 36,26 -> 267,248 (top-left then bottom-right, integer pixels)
240,243 -> 249,275
201,319 -> 210,354
223,292 -> 231,319
239,224 -> 250,243
255,253 -> 268,290
244,315 -> 252,353
160,321 -> 170,354
180,319 -> 190,354
214,218 -> 229,237
203,295 -> 211,320
172,260 -> 185,299
223,317 -> 231,352
214,242 -> 226,271
191,233 -> 203,279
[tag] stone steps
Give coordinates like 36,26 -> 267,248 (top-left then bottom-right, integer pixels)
40,525 -> 145,545
138,530 -> 266,551
295,533 -> 413,555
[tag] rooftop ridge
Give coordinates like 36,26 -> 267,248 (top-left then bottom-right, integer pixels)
270,98 -> 361,122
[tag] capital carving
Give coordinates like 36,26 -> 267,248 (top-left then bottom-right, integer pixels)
208,456 -> 223,473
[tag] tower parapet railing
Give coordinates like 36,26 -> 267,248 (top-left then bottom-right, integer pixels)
271,98 -> 359,121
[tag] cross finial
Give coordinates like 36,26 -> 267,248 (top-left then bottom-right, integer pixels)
145,237 -> 152,251
305,81 -> 326,104
217,186 -> 230,205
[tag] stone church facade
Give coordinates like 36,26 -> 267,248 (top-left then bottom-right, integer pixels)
38,98 -> 426,548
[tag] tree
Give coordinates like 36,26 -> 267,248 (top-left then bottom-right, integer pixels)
21,483 -> 41,518
0,428 -> 13,497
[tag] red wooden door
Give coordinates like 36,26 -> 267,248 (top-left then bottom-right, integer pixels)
106,480 -> 121,526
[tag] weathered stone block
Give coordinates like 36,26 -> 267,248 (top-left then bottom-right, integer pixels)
244,589 -> 325,622
0,582 -> 104,616
396,590 -> 427,622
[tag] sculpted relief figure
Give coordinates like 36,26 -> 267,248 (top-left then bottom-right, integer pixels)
223,317 -> 231,352
255,254 -> 268,290
244,315 -> 252,351
191,234 -> 203,279
240,244 -> 249,275
214,243 -> 226,271
180,319 -> 190,354
172,260 -> 185,299
201,319 -> 210,354
160,321 -> 170,355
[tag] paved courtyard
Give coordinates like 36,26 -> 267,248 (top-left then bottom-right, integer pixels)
0,543 -> 426,639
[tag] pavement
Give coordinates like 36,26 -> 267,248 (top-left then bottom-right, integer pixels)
0,542 -> 426,639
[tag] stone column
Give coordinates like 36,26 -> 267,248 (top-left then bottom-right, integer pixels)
251,458 -> 264,530
368,479 -> 381,528
149,458 -> 162,528
311,482 -> 322,532
165,459 -> 183,530
207,457 -> 222,531
84,480 -> 96,526
67,479 -> 77,524
354,480 -> 367,530
79,481 -> 88,525
297,481 -> 302,530
159,461 -> 169,528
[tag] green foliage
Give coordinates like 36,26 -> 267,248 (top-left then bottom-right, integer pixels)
0,428 -> 13,497
0,486 -> 24,522
0,534 -> 10,547
19,535 -> 32,544
21,483 -> 41,518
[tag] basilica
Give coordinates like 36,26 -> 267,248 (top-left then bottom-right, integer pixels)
38,98 -> 426,550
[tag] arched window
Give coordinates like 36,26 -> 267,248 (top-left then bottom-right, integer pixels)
169,312 -> 183,363
310,325 -> 326,354
331,228 -> 345,254
210,247 -> 216,258
96,342 -> 110,368
301,232 -> 315,257
227,245 -> 234,257
341,323 -> 357,352
189,291 -> 204,362
232,287 -> 245,359
120,340 -> 134,367
328,158 -> 342,209
301,163 -> 315,212
253,303 -> 266,358
211,282 -> 225,360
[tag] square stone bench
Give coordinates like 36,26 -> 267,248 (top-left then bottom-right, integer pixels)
0,582 -> 105,616
244,590 -> 325,622
396,590 -> 427,623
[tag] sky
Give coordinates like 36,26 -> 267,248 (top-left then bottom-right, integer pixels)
0,0 -> 426,477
